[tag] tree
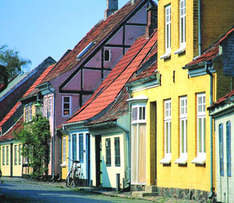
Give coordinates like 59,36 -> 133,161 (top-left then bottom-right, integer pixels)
0,45 -> 31,81
16,115 -> 50,179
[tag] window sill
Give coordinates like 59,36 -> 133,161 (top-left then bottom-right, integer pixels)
160,52 -> 171,60
174,46 -> 186,55
175,154 -> 187,165
60,162 -> 67,168
160,154 -> 171,165
191,153 -> 206,165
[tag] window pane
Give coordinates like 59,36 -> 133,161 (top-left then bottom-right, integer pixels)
132,107 -> 137,121
199,118 -> 202,153
64,97 -> 70,103
19,145 -> 22,165
72,134 -> 77,161
114,137 -> 120,166
79,134 -> 84,163
106,138 -> 111,166
219,124 -> 224,176
14,145 -> 17,165
226,121 -> 231,177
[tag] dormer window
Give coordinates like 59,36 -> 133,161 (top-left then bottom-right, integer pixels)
104,49 -> 111,62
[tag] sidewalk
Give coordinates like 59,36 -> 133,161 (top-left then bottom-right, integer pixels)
0,177 -> 199,203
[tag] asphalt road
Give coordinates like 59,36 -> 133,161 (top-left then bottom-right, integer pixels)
0,177 -> 150,203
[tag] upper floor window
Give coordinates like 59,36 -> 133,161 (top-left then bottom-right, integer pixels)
104,49 -> 111,62
62,96 -> 72,117
165,5 -> 171,53
25,104 -> 32,122
179,0 -> 186,47
226,121 -> 231,177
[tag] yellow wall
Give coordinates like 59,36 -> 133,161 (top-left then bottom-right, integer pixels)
61,135 -> 69,180
129,0 -> 232,192
0,143 -> 11,176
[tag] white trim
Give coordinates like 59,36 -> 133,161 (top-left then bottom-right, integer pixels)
191,153 -> 206,165
62,96 -> 72,117
127,95 -> 148,102
160,52 -> 171,60
131,104 -> 146,124
174,46 -> 185,55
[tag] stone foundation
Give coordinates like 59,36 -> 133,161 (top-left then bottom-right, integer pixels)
157,187 -> 210,203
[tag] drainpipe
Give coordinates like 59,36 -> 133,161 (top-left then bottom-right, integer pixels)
205,62 -> 214,198
116,123 -> 130,190
48,84 -> 56,180
198,0 -> 202,56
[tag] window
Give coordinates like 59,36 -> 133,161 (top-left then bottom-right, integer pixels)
175,97 -> 187,164
192,93 -> 206,165
226,121 -> 231,177
161,99 -> 172,164
104,49 -> 111,62
165,5 -> 171,53
25,104 -> 32,122
62,96 -> 72,117
106,138 -> 111,166
6,146 -> 9,165
47,97 -> 52,118
179,0 -> 186,47
79,134 -> 84,163
114,137 -> 120,167
14,145 -> 17,165
219,123 -> 224,176
131,104 -> 147,183
18,144 -> 22,165
62,137 -> 66,163
72,134 -> 77,161
2,146 -> 5,165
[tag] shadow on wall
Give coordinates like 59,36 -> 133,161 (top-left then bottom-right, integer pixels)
101,156 -> 111,188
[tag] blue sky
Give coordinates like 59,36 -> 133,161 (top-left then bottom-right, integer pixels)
0,0 -> 131,71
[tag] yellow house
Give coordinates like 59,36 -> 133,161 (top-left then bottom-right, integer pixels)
128,0 -> 234,201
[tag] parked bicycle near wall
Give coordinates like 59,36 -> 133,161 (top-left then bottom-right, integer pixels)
65,160 -> 82,187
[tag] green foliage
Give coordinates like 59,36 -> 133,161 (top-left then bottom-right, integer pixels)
0,45 -> 31,81
16,115 -> 50,178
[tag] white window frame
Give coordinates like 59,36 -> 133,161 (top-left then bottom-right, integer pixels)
161,99 -> 172,164
131,103 -> 146,184
62,96 -> 72,117
104,48 -> 111,62
25,104 -> 32,122
165,5 -> 171,53
175,96 -> 187,164
179,0 -> 186,48
131,104 -> 146,124
192,93 -> 206,165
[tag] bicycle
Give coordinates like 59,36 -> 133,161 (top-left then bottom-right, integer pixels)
65,160 -> 82,187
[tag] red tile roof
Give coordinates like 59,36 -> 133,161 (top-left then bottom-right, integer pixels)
209,90 -> 234,109
0,117 -> 23,142
129,62 -> 157,83
88,88 -> 129,125
66,31 -> 158,124
185,27 -> 234,67
22,64 -> 55,99
0,102 -> 21,129
0,64 -> 55,130
41,0 -> 147,83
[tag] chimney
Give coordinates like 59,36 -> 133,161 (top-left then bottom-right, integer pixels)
145,1 -> 157,38
104,0 -> 118,20
131,0 -> 136,5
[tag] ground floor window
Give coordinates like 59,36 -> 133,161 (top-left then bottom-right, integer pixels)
226,121 -> 231,177
114,137 -> 120,167
105,138 -> 111,167
14,145 -> 18,165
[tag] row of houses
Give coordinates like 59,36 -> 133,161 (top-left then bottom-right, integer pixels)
0,0 -> 234,202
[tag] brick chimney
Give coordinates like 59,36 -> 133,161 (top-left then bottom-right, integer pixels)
145,1 -> 157,39
104,0 -> 118,20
